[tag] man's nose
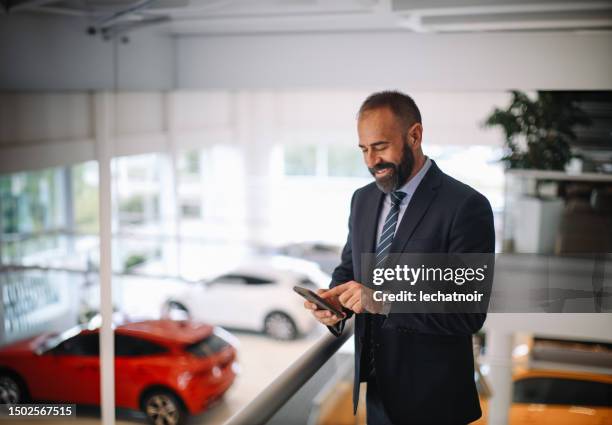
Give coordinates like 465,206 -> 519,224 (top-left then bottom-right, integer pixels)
365,151 -> 380,169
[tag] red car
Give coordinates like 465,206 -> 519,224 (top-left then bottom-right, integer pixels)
0,319 -> 238,425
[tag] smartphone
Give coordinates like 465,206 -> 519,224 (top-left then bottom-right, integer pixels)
293,286 -> 346,318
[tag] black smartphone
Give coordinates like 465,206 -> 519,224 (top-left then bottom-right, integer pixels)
293,286 -> 346,318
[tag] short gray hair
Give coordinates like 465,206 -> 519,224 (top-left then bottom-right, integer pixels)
358,91 -> 422,134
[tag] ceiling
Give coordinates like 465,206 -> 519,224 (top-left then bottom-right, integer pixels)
3,0 -> 612,37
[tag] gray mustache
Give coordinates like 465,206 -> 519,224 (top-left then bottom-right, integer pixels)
370,163 -> 395,174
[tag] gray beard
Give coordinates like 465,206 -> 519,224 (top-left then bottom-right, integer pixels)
369,141 -> 415,193
374,169 -> 399,194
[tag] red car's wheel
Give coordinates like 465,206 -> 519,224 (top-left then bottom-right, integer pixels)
142,390 -> 186,425
0,374 -> 26,404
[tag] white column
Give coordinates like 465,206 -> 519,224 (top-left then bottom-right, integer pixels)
199,149 -> 208,224
60,167 -> 75,253
486,330 -> 513,425
162,92 -> 181,276
235,92 -> 278,245
93,92 -> 115,425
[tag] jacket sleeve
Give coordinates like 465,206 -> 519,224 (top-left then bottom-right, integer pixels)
327,190 -> 358,337
384,191 -> 495,335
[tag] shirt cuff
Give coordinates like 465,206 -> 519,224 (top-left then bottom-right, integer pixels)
328,320 -> 344,337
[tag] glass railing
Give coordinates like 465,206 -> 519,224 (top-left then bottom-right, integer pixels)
226,319 -> 354,425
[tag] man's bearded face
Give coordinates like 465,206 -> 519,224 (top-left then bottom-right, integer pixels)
369,139 -> 414,193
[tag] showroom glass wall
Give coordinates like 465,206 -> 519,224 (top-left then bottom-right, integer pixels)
0,90 -> 506,423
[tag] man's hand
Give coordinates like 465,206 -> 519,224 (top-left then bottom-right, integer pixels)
304,289 -> 345,327
325,281 -> 384,314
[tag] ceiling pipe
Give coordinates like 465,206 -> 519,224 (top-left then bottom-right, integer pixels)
6,0 -> 60,12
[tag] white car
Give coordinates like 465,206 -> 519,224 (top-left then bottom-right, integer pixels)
163,257 -> 330,340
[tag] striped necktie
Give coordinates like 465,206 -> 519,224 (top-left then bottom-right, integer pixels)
368,190 -> 407,379
375,190 -> 407,268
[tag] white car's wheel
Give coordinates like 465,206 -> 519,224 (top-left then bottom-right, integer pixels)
264,312 -> 298,340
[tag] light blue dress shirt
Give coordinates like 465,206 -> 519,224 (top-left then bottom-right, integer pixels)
375,157 -> 432,244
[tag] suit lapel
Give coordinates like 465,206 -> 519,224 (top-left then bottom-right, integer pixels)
356,186 -> 384,253
390,160 -> 442,253
356,187 -> 383,340
355,187 -> 384,283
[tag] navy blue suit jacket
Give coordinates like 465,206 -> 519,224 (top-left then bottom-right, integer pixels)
329,160 -> 495,425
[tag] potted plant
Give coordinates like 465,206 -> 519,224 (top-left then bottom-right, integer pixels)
484,90 -> 591,171
485,91 -> 591,253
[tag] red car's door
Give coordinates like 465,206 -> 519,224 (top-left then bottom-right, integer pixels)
114,334 -> 172,410
53,354 -> 100,405
36,333 -> 101,405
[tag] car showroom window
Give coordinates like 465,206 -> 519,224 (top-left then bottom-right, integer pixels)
284,144 -> 318,176
327,144 -> 370,178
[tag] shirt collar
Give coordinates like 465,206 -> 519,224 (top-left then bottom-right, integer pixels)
396,156 -> 432,199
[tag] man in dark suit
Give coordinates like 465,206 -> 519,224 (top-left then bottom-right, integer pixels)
304,91 -> 495,425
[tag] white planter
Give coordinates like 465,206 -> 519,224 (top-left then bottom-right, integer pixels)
513,196 -> 564,254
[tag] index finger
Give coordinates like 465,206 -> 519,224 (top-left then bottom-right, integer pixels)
322,282 -> 350,298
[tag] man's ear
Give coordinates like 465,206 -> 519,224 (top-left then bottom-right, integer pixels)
408,123 -> 423,148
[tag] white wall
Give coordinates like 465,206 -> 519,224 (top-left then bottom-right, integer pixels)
177,31 -> 612,90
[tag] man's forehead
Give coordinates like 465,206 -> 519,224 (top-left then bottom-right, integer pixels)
358,107 -> 402,131
358,110 -> 402,142
359,106 -> 395,121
